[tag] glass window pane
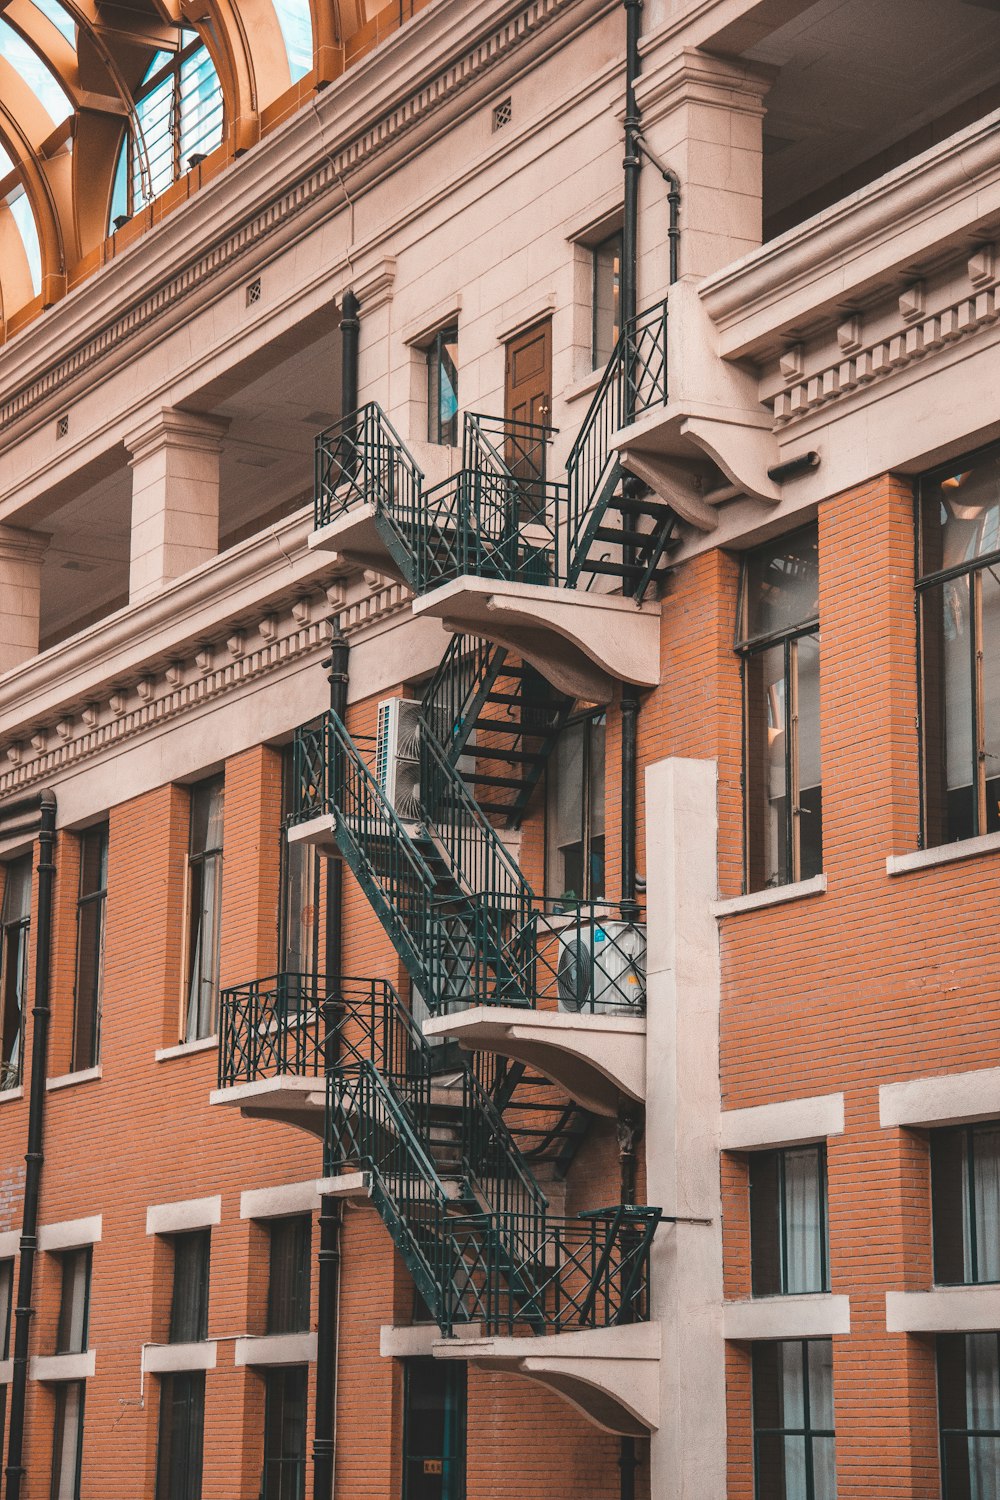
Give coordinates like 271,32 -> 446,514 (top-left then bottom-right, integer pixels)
267,1217 -> 311,1335
795,633 -> 822,882
170,1231 -> 209,1344
281,749 -> 317,977
592,232 -> 622,368
931,1129 -> 968,1285
0,1260 -> 12,1359
745,644 -> 788,890
73,826 -> 107,1072
263,1366 -> 307,1500
971,1127 -> 1000,1283
156,1371 -> 205,1500
743,526 -> 819,642
922,577 -> 975,844
0,857 -> 31,1092
807,1339 -> 835,1430
404,1360 -> 466,1500
427,328 -> 459,447
272,0 -> 312,81
56,1249 -> 90,1354
750,1152 -> 782,1298
189,779 -> 224,856
50,1382 -> 84,1500
783,1147 -> 824,1295
982,568 -> 1000,835
921,453 -> 1000,577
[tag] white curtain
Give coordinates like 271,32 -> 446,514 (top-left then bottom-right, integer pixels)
784,1149 -> 823,1294
970,1129 -> 1000,1283
967,1334 -> 1000,1500
781,1342 -> 808,1500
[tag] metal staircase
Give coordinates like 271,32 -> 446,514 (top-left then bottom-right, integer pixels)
219,975 -> 660,1337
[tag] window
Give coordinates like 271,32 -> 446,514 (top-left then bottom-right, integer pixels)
71,825 -> 107,1072
110,33 -> 223,223
55,1248 -> 91,1355
750,1147 -> 829,1297
932,1124 -> 1000,1285
184,777 -> 224,1042
267,1216 -> 311,1335
752,1340 -> 836,1500
169,1231 -> 210,1344
938,1333 -> 1000,1499
737,525 -> 822,892
50,1382 -> 85,1500
280,749 -> 319,979
156,1371 -> 205,1500
592,229 -> 622,368
545,711 -> 606,900
918,446 -> 1000,846
0,858 -> 31,1091
426,327 -> 459,447
403,1360 -> 465,1500
0,1259 -> 12,1453
262,1365 -> 308,1500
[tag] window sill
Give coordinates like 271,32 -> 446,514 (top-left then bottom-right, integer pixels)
0,1086 -> 23,1106
887,829 -> 1000,875
234,1332 -> 317,1368
30,1350 -> 96,1381
723,1293 -> 850,1342
142,1341 -> 217,1374
154,1035 -> 218,1062
712,874 -> 826,918
886,1285 -> 1000,1333
563,367 -> 605,406
47,1066 -> 101,1092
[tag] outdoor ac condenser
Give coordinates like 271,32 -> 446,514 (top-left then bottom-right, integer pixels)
375,697 -> 422,821
556,920 -> 647,1014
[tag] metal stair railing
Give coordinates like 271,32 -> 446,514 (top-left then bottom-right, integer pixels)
421,634 -> 504,767
565,298 -> 669,590
458,413 -> 565,587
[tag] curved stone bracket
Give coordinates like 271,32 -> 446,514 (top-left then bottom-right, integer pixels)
423,1005 -> 646,1117
209,1074 -> 326,1138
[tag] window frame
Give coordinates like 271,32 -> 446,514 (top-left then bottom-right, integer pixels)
931,1121 -> 1000,1286
54,1247 -> 92,1356
49,1380 -> 85,1500
752,1338 -> 836,1500
183,776 -> 225,1043
279,747 -> 320,980
168,1230 -> 211,1345
71,824 -> 108,1073
591,228 -> 623,369
425,325 -> 459,447
0,857 -> 32,1092
402,1357 -> 466,1500
937,1331 -> 1000,1500
749,1144 -> 830,1298
155,1369 -> 205,1500
266,1215 -> 311,1336
736,526 -> 822,892
544,708 -> 606,902
261,1364 -> 308,1500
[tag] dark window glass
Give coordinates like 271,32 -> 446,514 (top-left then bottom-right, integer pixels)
938,1333 -> 1000,1499
0,857 -> 31,1091
267,1217 -> 311,1336
753,1339 -> 836,1500
280,749 -> 319,979
72,825 -> 107,1072
919,448 -> 1000,846
262,1365 -> 308,1500
750,1147 -> 829,1298
0,1259 -> 12,1458
592,230 -> 622,368
55,1248 -> 91,1355
403,1358 -> 466,1500
738,526 -> 822,892
427,327 -> 459,447
185,777 -> 224,1042
50,1381 -> 85,1500
545,711 -> 606,900
932,1124 -> 1000,1285
169,1231 -> 210,1344
155,1371 -> 205,1500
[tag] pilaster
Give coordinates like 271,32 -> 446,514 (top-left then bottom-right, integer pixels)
0,526 -> 49,673
125,409 -> 229,604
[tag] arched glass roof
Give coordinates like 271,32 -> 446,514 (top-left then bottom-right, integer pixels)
29,0 -> 77,48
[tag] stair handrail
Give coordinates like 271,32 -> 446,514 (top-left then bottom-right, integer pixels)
565,297 -> 669,586
421,634 -> 504,768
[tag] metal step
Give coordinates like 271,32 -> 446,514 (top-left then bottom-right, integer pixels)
592,525 -> 657,547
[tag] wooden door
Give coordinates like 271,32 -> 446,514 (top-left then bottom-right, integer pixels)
504,319 -> 552,484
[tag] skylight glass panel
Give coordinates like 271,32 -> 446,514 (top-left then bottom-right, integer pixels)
273,0 -> 312,82
8,188 -> 42,296
0,19 -> 72,125
30,0 -> 76,48
0,143 -> 12,178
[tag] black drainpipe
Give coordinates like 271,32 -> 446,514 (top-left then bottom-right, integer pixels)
313,292 -> 357,1500
4,789 -> 57,1500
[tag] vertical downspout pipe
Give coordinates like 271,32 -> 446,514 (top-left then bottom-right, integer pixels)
314,621 -> 350,1500
340,290 -> 361,422
5,790 -> 57,1500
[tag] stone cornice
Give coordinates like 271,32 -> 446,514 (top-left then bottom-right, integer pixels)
0,0 -> 609,445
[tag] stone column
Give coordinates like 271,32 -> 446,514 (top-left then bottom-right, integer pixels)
125,409 -> 228,604
634,47 -> 774,293
645,755 -> 726,1499
0,526 -> 49,672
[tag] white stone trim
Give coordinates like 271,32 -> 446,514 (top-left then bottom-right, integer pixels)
880,1068 -> 1000,1130
30,1351 -> 96,1381
0,1088 -> 24,1106
142,1342 -> 217,1374
146,1196 -> 221,1236
723,1295 -> 851,1342
886,830 -> 1000,876
886,1287 -> 1000,1334
0,1360 -> 11,1385
721,1094 -> 845,1152
494,293 -> 558,344
234,1333 -> 317,1367
154,1036 -> 218,1063
46,1067 -> 101,1092
38,1216 -> 102,1252
240,1181 -> 322,1220
712,875 -> 826,918
380,1324 -> 483,1358
0,1231 -> 19,1259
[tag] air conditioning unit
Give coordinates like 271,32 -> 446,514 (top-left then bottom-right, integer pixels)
375,698 -> 422,820
557,920 -> 646,1014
